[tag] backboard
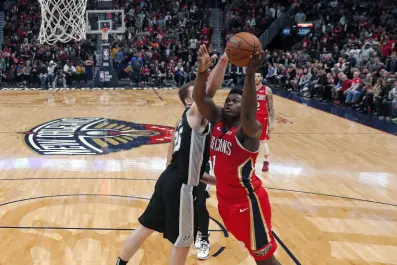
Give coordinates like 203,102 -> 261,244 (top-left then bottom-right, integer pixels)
86,9 -> 125,34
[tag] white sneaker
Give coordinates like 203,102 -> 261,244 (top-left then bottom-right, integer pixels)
197,240 -> 210,260
195,231 -> 202,249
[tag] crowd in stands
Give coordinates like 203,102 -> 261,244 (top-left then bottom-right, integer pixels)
263,0 -> 397,122
108,0 -> 213,87
223,0 -> 290,42
0,0 -> 306,88
6,0 -> 397,128
0,0 -> 214,88
0,0 -> 97,88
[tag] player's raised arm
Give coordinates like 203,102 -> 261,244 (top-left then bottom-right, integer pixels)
166,118 -> 181,166
192,45 -> 222,124
240,51 -> 265,138
205,52 -> 228,97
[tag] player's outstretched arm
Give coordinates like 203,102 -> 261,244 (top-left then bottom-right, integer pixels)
192,45 -> 222,124
166,119 -> 181,166
205,52 -> 228,98
240,51 -> 265,138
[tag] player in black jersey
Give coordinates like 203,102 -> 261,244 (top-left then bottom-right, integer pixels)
116,45 -> 228,265
165,52 -> 228,261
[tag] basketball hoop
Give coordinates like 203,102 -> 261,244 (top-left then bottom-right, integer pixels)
101,27 -> 110,41
38,0 -> 88,45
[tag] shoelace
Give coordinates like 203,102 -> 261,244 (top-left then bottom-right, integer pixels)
200,242 -> 209,252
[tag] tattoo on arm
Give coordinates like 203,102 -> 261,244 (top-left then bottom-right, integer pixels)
267,88 -> 275,123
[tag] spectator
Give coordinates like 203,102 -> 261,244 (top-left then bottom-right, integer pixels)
384,80 -> 397,121
266,63 -> 277,83
374,79 -> 393,119
294,9 -> 306,23
53,69 -> 67,88
76,62 -> 86,84
129,54 -> 143,85
358,77 -> 382,114
63,61 -> 76,86
47,61 -> 57,88
345,71 -> 363,106
336,74 -> 352,104
261,0 -> 397,122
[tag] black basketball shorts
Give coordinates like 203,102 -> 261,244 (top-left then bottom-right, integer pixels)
138,181 -> 195,248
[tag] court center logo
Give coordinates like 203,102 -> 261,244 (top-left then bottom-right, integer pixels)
21,118 -> 174,155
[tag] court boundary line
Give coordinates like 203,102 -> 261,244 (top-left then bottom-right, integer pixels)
0,226 -> 224,232
46,87 -> 61,102
0,193 -> 302,263
0,193 -> 228,258
151,87 -> 164,101
1,177 -> 395,207
272,89 -> 397,136
273,232 -> 301,265
266,187 -> 397,207
0,132 -> 388,135
0,177 -> 159,181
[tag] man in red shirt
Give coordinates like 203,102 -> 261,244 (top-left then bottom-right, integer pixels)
201,24 -> 210,37
345,71 -> 363,105
333,73 -> 352,105
200,36 -> 210,50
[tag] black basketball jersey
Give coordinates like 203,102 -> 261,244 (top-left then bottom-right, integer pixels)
169,107 -> 211,186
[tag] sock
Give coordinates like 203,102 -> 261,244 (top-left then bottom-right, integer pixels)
201,234 -> 210,243
262,142 -> 270,163
116,257 -> 128,265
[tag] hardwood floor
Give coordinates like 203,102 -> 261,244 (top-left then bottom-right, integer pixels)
0,89 -> 396,265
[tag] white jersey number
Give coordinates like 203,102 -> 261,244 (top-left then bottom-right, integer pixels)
173,121 -> 183,152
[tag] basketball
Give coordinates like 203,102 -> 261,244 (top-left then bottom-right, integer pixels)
225,32 -> 262,67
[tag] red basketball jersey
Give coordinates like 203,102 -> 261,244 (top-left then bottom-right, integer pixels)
256,85 -> 269,118
210,121 -> 263,203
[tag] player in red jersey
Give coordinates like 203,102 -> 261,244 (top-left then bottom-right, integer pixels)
255,73 -> 275,171
193,49 -> 281,265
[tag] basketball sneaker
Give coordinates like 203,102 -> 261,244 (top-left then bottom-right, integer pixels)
197,240 -> 210,260
262,161 -> 269,172
195,231 -> 202,249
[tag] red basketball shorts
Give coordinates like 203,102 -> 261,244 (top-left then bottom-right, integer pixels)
218,187 -> 277,260
257,115 -> 270,141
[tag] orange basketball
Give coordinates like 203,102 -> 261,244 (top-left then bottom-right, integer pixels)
225,32 -> 262,67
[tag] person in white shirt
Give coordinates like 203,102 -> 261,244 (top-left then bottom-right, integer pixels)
175,62 -> 185,86
47,60 -> 57,88
189,38 -> 198,52
63,61 -> 76,86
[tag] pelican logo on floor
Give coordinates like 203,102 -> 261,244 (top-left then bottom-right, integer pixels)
22,118 -> 174,155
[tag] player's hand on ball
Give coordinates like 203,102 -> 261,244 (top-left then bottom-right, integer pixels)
246,50 -> 265,74
220,52 -> 229,63
198,45 -> 217,73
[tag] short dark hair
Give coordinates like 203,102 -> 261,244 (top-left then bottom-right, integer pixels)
228,88 -> 243,96
178,81 -> 195,106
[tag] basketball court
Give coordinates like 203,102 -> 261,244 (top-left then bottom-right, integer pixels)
0,88 -> 396,265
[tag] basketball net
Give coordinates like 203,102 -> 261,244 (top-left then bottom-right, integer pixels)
101,27 -> 110,41
38,0 -> 88,45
